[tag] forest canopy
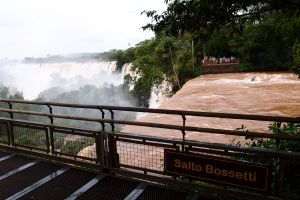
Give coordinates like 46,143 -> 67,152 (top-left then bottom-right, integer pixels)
142,0 -> 300,76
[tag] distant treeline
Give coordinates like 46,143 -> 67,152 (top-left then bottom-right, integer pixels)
23,53 -> 101,63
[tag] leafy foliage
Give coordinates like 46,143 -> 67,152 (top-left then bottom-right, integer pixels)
125,35 -> 201,106
143,0 -> 300,37
143,0 -> 300,76
111,48 -> 136,70
229,11 -> 299,72
291,40 -> 300,78
236,122 -> 300,151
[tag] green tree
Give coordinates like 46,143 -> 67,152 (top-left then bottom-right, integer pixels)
291,40 -> 300,78
229,11 -> 299,72
240,122 -> 300,151
143,0 -> 300,36
125,35 -> 201,106
143,0 -> 300,76
111,48 -> 136,70
206,28 -> 234,57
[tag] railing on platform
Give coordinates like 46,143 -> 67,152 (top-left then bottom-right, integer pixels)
0,99 -> 299,200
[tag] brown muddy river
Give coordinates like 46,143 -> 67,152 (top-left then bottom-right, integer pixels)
123,72 -> 300,144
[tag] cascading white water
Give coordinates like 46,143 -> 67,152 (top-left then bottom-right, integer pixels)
0,60 -> 171,108
121,63 -> 132,78
121,63 -> 171,108
148,78 -> 172,109
0,61 -> 123,99
121,63 -> 135,91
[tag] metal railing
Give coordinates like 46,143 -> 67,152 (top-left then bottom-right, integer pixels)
0,99 -> 299,200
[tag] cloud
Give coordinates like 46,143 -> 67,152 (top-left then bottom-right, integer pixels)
0,0 -> 166,59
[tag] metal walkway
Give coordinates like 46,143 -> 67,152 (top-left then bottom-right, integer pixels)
0,99 -> 299,200
0,150 -> 211,200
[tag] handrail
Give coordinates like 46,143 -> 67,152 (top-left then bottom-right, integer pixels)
1,116 -> 300,158
1,108 -> 300,141
0,99 -> 299,122
1,99 -> 299,199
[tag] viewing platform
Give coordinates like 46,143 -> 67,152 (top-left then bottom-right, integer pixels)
201,63 -> 239,74
0,150 -> 199,200
0,99 -> 299,200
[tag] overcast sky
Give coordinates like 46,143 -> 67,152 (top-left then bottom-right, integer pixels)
0,0 -> 166,59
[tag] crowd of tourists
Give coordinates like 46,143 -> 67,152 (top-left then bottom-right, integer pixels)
202,56 -> 238,64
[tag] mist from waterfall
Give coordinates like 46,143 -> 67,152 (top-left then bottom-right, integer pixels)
0,60 -> 138,129
0,61 -> 123,100
0,59 -> 172,129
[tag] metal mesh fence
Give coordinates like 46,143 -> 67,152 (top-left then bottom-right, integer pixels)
52,130 -> 97,162
0,122 -> 9,144
279,160 -> 300,199
13,124 -> 48,152
116,138 -> 179,173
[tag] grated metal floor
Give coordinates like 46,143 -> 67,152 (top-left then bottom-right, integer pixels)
0,161 -> 62,199
136,185 -> 188,200
0,156 -> 33,176
19,169 -> 96,200
76,177 -> 140,200
0,150 -> 217,200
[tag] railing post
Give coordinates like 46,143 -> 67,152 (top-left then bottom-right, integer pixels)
47,105 -> 54,124
97,108 -> 106,168
107,133 -> 118,171
99,109 -> 105,131
100,131 -> 114,173
5,121 -> 11,145
49,127 -> 55,155
274,121 -> 282,195
181,114 -> 186,151
102,132 -> 109,170
109,109 -> 115,132
45,126 -> 50,153
95,132 -> 101,165
181,114 -> 186,140
8,122 -> 15,146
7,102 -> 13,119
46,105 -> 54,155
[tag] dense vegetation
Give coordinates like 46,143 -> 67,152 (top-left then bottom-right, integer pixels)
95,1 -> 300,104
236,122 -> 300,151
235,122 -> 300,193
98,35 -> 201,106
143,0 -> 300,73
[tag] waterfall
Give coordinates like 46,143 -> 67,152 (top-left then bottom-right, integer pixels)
121,63 -> 172,108
121,63 -> 132,78
0,61 -> 122,99
148,78 -> 172,109
0,60 -> 171,108
121,63 -> 135,91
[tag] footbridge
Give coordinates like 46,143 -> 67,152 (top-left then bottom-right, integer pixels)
0,99 -> 299,200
